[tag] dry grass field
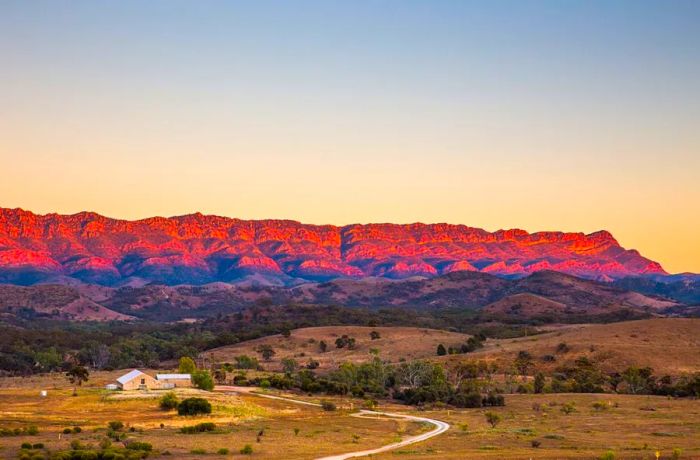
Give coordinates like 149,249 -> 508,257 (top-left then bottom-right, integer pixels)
372,393 -> 700,459
0,377 -> 425,459
1,379 -> 699,459
460,318 -> 700,376
204,326 -> 472,372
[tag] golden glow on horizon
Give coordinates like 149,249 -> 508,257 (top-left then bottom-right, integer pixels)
1,2 -> 698,274
1,127 -> 698,274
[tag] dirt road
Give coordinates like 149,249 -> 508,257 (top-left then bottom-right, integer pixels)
215,385 -> 449,459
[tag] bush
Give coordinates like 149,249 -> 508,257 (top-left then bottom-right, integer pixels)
72,426 -> 82,433
108,421 -> 124,431
180,422 -> 217,434
62,428 -> 72,434
600,451 -> 615,460
531,440 -> 541,448
32,443 -> 44,449
178,397 -> 212,416
321,401 -> 337,411
26,425 -> 39,435
126,441 -> 153,451
192,370 -> 214,391
191,448 -> 207,455
485,412 -> 501,428
159,391 -> 179,410
21,442 -> 32,449
234,355 -> 259,370
240,444 -> 253,455
560,402 -> 577,415
217,448 -> 230,455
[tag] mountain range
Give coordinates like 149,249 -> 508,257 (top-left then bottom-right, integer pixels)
0,208 -> 667,286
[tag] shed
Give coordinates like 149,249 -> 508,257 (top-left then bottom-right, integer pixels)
116,369 -> 158,391
156,373 -> 192,388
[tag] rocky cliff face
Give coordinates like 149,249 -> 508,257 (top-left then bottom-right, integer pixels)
0,208 -> 666,285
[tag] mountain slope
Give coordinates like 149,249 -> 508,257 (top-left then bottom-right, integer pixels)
0,208 -> 666,285
0,270 -> 674,322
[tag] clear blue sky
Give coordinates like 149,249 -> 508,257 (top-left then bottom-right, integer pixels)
1,1 -> 699,272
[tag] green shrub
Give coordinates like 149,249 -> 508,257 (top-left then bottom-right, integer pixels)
217,448 -> 230,455
485,412 -> 501,428
600,451 -> 615,460
240,444 -> 253,455
21,442 -> 32,449
63,428 -> 72,434
32,443 -> 44,449
26,425 -> 39,435
180,422 -> 217,434
178,397 -> 212,416
108,421 -> 124,431
72,426 -> 82,433
560,402 -> 577,415
99,438 -> 112,449
126,441 -> 152,451
190,449 -> 207,455
321,401 -> 336,411
159,392 -> 179,410
69,439 -> 83,450
192,370 -> 214,391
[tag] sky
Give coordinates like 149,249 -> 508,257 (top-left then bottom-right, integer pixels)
0,0 -> 698,273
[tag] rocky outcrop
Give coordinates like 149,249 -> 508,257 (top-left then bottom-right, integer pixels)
0,208 -> 666,285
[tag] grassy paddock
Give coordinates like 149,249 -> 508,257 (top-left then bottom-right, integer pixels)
373,393 -> 700,459
1,374 -> 699,459
0,381 -> 423,459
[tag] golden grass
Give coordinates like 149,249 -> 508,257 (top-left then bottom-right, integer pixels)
0,379 -> 423,459
205,326 -> 471,372
372,393 -> 700,459
458,318 -> 700,376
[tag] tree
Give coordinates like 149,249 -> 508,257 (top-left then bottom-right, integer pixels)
370,331 -> 381,340
213,367 -> 227,384
319,340 -> 328,353
178,356 -> 197,374
447,361 -> 478,389
234,355 -> 259,370
514,351 -> 533,377
534,372 -> 546,394
608,372 -> 623,393
82,341 -> 111,370
485,412 -> 501,428
281,328 -> 291,338
66,365 -> 89,396
281,358 -> 299,374
192,370 -> 214,391
622,366 -> 654,394
257,345 -> 276,362
436,344 -> 447,356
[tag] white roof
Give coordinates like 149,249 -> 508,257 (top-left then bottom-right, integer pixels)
116,369 -> 145,384
156,373 -> 191,380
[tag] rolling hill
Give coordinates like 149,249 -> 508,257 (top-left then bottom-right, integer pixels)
461,318 -> 700,376
204,326 -> 473,372
0,270 -> 681,322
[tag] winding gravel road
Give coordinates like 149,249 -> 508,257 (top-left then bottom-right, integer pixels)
215,386 -> 450,459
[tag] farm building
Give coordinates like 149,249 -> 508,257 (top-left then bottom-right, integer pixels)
156,373 -> 193,388
115,369 -> 159,391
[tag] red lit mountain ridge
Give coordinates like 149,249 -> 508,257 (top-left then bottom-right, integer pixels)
0,208 -> 665,285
